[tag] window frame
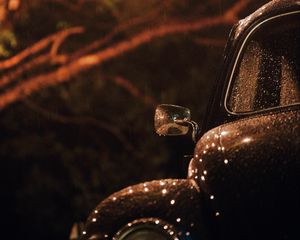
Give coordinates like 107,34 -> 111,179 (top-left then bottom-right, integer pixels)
224,10 -> 300,116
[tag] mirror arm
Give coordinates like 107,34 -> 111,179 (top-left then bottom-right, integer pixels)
190,120 -> 200,143
174,120 -> 200,143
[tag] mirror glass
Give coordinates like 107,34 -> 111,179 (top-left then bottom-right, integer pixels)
154,104 -> 191,136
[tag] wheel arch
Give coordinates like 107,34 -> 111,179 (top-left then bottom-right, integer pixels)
81,179 -> 209,240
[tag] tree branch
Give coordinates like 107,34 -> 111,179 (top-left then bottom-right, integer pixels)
0,0 -> 250,110
0,0 -> 9,24
224,0 -> 251,23
70,4 -> 162,60
23,99 -> 137,153
0,26 -> 84,70
110,76 -> 157,107
0,53 -> 49,88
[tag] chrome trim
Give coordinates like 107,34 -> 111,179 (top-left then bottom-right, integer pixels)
114,218 -> 178,240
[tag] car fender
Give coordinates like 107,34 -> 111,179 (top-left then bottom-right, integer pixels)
81,178 -> 210,240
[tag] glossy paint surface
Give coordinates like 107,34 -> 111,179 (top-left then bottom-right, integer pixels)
203,0 -> 300,131
233,0 -> 300,40
82,1 -> 300,239
81,179 -> 209,240
189,108 -> 300,239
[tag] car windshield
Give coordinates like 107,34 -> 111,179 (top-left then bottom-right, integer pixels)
227,12 -> 300,113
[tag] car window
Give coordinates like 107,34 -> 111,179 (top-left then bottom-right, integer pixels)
227,12 -> 300,113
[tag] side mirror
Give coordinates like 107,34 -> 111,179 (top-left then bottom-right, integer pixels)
154,104 -> 199,142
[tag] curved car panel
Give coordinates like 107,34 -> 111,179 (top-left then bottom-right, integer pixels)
189,108 -> 300,239
81,179 -> 209,240
81,1 -> 300,239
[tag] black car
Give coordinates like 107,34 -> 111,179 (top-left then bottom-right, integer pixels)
81,0 -> 300,239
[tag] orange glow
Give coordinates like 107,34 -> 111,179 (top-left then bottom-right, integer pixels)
8,0 -> 20,11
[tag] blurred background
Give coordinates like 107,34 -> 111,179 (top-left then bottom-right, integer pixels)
0,0 -> 268,239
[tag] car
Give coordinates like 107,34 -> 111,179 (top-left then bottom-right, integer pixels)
80,1 -> 300,239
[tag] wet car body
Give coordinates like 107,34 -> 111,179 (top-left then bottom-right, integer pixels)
82,1 -> 300,239
189,110 -> 300,239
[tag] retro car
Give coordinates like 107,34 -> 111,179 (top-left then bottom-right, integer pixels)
80,0 -> 300,239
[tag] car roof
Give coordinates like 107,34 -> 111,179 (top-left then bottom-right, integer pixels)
232,0 -> 300,41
